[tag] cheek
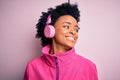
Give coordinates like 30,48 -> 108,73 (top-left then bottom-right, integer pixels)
54,33 -> 64,41
54,29 -> 67,43
76,34 -> 79,41
55,28 -> 67,37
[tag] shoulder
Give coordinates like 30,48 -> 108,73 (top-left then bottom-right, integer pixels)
74,53 -> 97,68
74,53 -> 98,76
26,55 -> 44,68
74,53 -> 98,80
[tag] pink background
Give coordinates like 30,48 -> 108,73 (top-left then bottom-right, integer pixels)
0,0 -> 120,80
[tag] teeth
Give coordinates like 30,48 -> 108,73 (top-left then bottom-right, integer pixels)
66,37 -> 75,41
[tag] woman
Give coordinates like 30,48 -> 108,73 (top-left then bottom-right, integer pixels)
24,2 -> 98,80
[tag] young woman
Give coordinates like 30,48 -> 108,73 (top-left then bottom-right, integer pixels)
24,3 -> 98,80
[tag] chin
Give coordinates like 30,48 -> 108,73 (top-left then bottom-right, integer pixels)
65,44 -> 75,49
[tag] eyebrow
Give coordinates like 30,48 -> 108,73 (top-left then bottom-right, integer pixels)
62,22 -> 71,24
62,22 -> 80,29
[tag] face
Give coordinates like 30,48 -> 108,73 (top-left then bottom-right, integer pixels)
52,15 -> 80,50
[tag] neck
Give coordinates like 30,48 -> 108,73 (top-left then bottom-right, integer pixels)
50,44 -> 70,54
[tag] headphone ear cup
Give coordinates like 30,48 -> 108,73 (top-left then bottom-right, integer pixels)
44,24 -> 55,38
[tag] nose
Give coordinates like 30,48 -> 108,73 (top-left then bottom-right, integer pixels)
69,27 -> 76,35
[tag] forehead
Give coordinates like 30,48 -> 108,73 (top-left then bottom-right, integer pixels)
55,15 -> 78,24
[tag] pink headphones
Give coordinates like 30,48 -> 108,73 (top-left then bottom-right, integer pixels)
44,15 -> 55,38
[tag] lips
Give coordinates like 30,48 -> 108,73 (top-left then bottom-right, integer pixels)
66,36 -> 75,41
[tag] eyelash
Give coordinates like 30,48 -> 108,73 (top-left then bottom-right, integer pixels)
63,25 -> 80,32
64,25 -> 69,29
75,28 -> 79,32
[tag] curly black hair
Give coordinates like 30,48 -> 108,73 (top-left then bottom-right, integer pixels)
36,2 -> 80,47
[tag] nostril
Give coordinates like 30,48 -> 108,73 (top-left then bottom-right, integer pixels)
69,30 -> 76,34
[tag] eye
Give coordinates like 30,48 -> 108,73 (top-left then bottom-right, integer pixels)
63,25 -> 70,29
75,27 -> 80,32
75,29 -> 79,32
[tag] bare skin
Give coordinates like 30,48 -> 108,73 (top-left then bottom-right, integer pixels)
50,15 -> 80,54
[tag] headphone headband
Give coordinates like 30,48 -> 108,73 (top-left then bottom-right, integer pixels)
46,15 -> 51,25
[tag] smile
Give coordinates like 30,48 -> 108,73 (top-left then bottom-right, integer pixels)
66,36 -> 75,41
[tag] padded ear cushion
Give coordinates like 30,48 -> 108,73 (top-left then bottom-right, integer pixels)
44,24 -> 55,38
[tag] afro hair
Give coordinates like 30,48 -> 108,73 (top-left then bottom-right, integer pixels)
36,2 -> 80,47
